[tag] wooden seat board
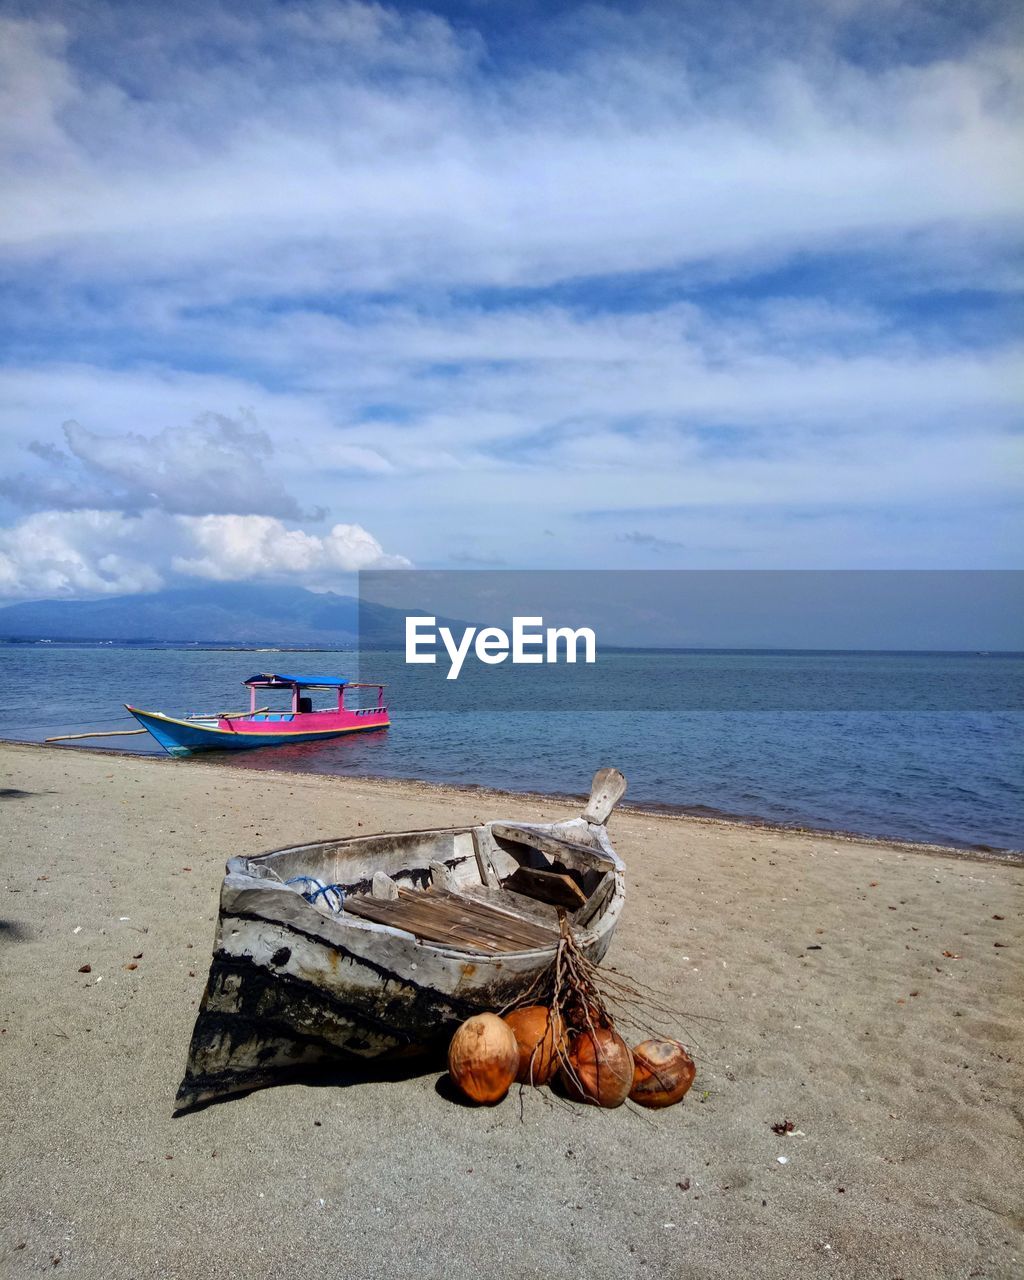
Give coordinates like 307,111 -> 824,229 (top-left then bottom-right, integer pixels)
343,885 -> 559,954
412,887 -> 579,943
461,883 -> 562,927
344,896 -> 507,953
405,887 -> 559,949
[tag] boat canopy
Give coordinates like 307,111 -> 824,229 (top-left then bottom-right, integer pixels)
243,673 -> 349,689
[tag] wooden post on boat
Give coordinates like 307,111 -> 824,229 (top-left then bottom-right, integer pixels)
582,768 -> 628,825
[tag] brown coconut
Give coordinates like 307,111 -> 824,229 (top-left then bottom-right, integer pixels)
448,1013 -> 519,1104
629,1039 -> 696,1108
561,1025 -> 634,1108
503,1005 -> 566,1085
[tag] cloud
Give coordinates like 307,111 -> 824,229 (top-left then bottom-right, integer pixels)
0,302 -> 1018,570
0,510 -> 165,599
449,550 -> 508,566
0,2 -> 1020,578
618,531 -> 686,553
0,3 -> 1020,297
0,509 -> 408,599
0,413 -> 318,519
172,513 -> 410,581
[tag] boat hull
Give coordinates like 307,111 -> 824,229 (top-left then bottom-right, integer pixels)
125,705 -> 389,757
174,784 -> 627,1112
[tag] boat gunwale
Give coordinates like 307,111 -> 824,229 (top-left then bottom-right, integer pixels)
222,873 -> 624,961
224,820 -> 625,961
219,901 -> 580,963
236,816 -> 623,868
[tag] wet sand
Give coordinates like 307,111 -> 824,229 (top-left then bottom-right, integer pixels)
1,740 -> 1021,1279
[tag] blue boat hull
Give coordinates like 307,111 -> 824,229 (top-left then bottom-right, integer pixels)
125,706 -> 388,758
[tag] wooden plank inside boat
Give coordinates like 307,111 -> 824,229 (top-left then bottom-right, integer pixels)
461,883 -> 562,927
343,886 -> 559,954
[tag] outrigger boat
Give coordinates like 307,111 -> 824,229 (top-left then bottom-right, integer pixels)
175,768 -> 627,1111
126,673 -> 388,758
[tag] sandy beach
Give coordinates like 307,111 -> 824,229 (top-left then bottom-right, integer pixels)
1,740 -> 1021,1280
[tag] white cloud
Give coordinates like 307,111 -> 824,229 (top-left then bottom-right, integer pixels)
1,413 -> 317,518
274,0 -> 478,73
317,442 -> 396,476
216,299 -> 1022,435
0,2 -> 1020,576
0,363 -> 332,485
0,16 -> 75,164
0,302 -> 1019,571
0,509 -> 408,600
172,513 -> 409,581
0,5 -> 1019,295
0,510 -> 165,599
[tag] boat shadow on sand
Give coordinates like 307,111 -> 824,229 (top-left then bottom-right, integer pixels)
174,1051 -> 450,1116
175,1052 -> 522,1115
0,919 -> 33,943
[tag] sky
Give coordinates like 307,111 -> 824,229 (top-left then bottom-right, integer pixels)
0,0 -> 1021,600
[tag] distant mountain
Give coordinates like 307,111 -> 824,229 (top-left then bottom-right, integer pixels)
0,584 -> 409,645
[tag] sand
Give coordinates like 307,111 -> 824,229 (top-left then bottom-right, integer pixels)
0,740 -> 1021,1280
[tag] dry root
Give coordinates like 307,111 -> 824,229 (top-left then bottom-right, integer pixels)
502,912 -> 710,1099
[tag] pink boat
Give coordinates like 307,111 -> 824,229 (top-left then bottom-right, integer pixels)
125,672 -> 389,757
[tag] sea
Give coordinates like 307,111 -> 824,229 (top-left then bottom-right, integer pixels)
1,643 -> 1021,854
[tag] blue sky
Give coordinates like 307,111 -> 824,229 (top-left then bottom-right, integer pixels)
0,0 -> 1021,599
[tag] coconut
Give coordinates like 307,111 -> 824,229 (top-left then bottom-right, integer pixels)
629,1039 -> 696,1108
503,1005 -> 566,1085
561,1025 -> 634,1108
448,1013 -> 519,1104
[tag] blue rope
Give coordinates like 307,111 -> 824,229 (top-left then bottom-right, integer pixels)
285,875 -> 346,913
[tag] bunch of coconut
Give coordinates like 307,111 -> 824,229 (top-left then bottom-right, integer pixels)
446,1005 -> 695,1110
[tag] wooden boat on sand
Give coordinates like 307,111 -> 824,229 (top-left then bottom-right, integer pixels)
175,768 -> 627,1111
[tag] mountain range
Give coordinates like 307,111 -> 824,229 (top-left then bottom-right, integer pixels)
0,585 -> 386,645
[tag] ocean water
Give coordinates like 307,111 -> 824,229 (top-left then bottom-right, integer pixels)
1,644 -> 1020,853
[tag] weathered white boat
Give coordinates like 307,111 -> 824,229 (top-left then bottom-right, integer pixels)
176,769 -> 628,1111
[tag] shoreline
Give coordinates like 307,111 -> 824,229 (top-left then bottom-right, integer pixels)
4,735 -> 1021,865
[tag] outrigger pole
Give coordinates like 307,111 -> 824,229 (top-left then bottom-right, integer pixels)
45,729 -> 149,742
